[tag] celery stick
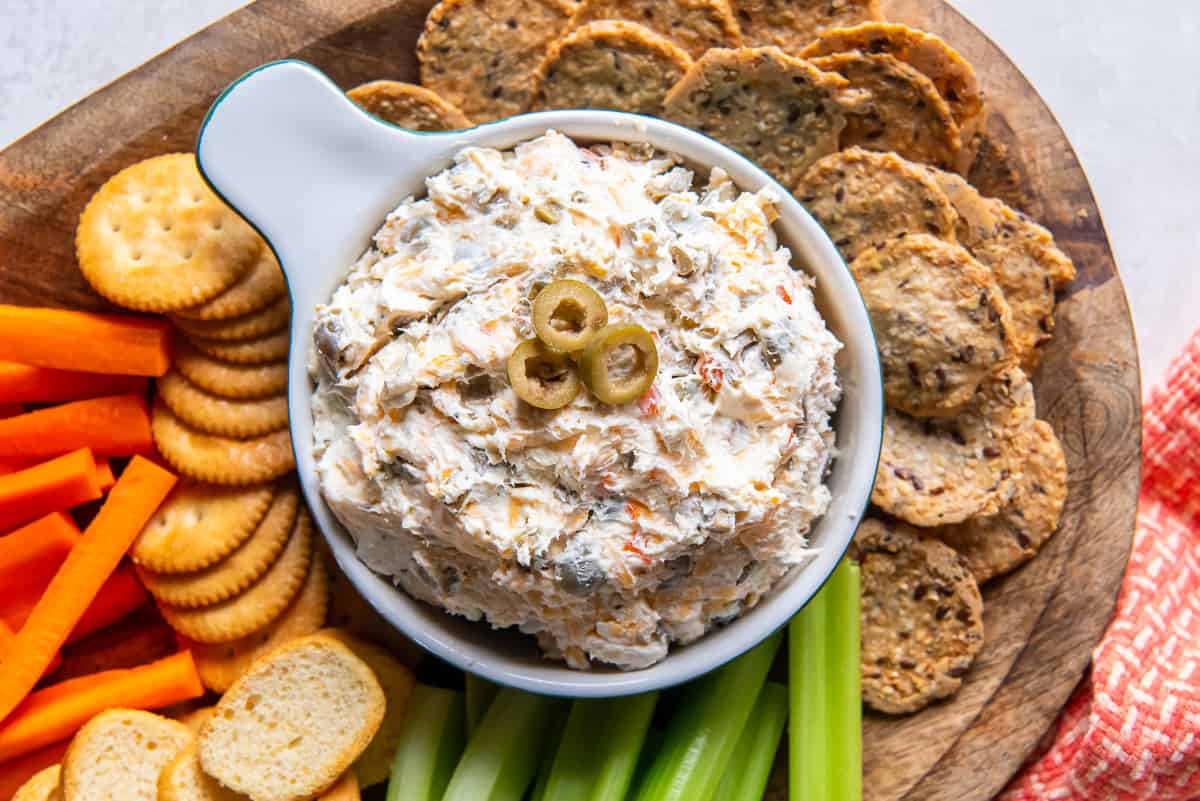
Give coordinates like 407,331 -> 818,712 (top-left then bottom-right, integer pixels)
714,682 -> 788,801
828,561 -> 861,801
466,674 -> 500,734
527,706 -> 569,801
633,632 -> 783,801
385,685 -> 467,801
541,692 -> 658,801
443,687 -> 563,801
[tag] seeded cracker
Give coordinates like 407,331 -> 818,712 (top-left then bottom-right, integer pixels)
158,508 -> 313,643
417,0 -> 575,122
850,234 -> 1013,417
568,0 -> 741,59
185,328 -> 290,365
172,295 -> 290,342
811,52 -> 961,169
852,517 -> 984,714
138,484 -> 299,607
173,339 -> 288,399
76,154 -> 260,312
348,81 -> 473,131
173,245 -> 286,321
663,47 -> 855,190
131,481 -> 274,573
872,366 -> 1036,527
157,369 -> 288,438
534,21 -> 692,114
796,147 -> 957,262
152,398 -> 295,485
732,0 -> 880,53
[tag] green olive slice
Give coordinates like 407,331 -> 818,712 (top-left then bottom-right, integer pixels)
506,339 -> 581,410
532,280 -> 608,352
579,324 -> 659,405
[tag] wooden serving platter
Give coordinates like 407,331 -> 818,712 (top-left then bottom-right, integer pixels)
0,2 -> 1140,799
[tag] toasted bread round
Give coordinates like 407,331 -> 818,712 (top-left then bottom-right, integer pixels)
62,709 -> 191,801
12,765 -> 61,801
158,743 -> 244,801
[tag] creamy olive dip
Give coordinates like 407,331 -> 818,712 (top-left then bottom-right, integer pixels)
311,132 -> 842,670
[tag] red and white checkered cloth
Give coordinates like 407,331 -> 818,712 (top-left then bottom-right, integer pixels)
1001,332 -> 1200,801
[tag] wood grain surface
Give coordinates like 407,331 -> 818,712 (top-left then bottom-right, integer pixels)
0,2 -> 1140,800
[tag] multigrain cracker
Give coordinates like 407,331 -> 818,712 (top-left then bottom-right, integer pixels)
663,47 -> 854,189
152,398 -> 295,485
732,0 -> 880,52
173,340 -> 288,399
796,147 -> 957,261
158,744 -> 244,801
62,710 -> 192,801
850,234 -> 1013,417
173,246 -> 286,321
347,81 -> 473,131
76,154 -> 259,312
567,0 -> 741,59
185,328 -> 290,365
172,295 -> 290,342
811,52 -> 961,168
930,420 -> 1068,583
872,366 -> 1036,527
131,481 -> 273,573
157,370 -> 289,438
139,484 -> 300,607
158,509 -> 313,643
534,21 -> 692,114
417,0 -> 575,122
852,518 -> 984,714
12,766 -> 60,801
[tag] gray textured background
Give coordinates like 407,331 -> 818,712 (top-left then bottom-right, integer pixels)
2,1 -> 1197,388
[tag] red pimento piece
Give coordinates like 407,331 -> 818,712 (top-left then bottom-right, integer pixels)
777,285 -> 793,304
697,354 -> 724,393
638,386 -> 661,417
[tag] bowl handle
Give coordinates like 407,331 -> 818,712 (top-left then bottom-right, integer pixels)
195,60 -> 462,307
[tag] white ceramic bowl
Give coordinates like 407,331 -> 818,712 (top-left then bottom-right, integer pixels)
196,60 -> 882,697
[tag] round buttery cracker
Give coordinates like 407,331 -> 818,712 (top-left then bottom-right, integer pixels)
151,398 -> 295,485
850,233 -> 1013,417
931,420 -> 1068,583
872,366 -> 1036,527
139,483 -> 300,607
733,0 -> 881,52
663,47 -> 853,190
811,52 -> 961,169
348,81 -> 473,131
417,0 -> 575,122
795,147 -> 958,262
534,21 -> 692,114
185,328 -> 290,365
76,153 -> 259,312
172,295 -> 290,342
157,369 -> 288,438
158,508 -> 313,643
187,556 -> 329,693
131,480 -> 274,573
173,340 -> 288,399
173,246 -> 286,321
852,517 -> 984,715
568,0 -> 740,59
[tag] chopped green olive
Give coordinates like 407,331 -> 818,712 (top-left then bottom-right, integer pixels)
507,339 -> 581,410
579,324 -> 659,405
532,280 -> 608,352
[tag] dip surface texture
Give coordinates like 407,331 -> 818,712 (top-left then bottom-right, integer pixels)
311,132 -> 842,670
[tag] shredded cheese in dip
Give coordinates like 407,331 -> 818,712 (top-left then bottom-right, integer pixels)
311,132 -> 842,670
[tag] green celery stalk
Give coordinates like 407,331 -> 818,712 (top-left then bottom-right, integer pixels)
527,705 -> 570,801
713,682 -> 788,801
541,692 -> 658,801
466,674 -> 500,734
385,684 -> 467,801
789,559 -> 861,801
633,632 -> 783,801
443,687 -> 563,801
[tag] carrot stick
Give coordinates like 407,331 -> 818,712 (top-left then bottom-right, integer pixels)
0,513 -> 81,601
0,404 -> 22,419
0,651 -> 202,763
0,306 -> 171,377
0,622 -> 62,682
0,456 -> 177,723
0,362 -> 148,405
68,566 -> 148,642
0,740 -> 68,800
0,396 -> 152,460
0,450 -> 100,532
51,613 -> 177,683
94,459 -> 116,492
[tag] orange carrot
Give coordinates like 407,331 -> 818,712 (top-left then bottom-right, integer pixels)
0,513 -> 81,601
0,395 -> 152,460
0,740 -> 68,800
0,404 -> 21,419
94,458 -> 116,492
0,305 -> 171,377
0,622 -> 61,682
51,614 -> 176,683
0,651 -> 202,762
0,456 -> 177,723
0,362 -> 148,405
1,566 -> 149,644
0,450 -> 100,532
